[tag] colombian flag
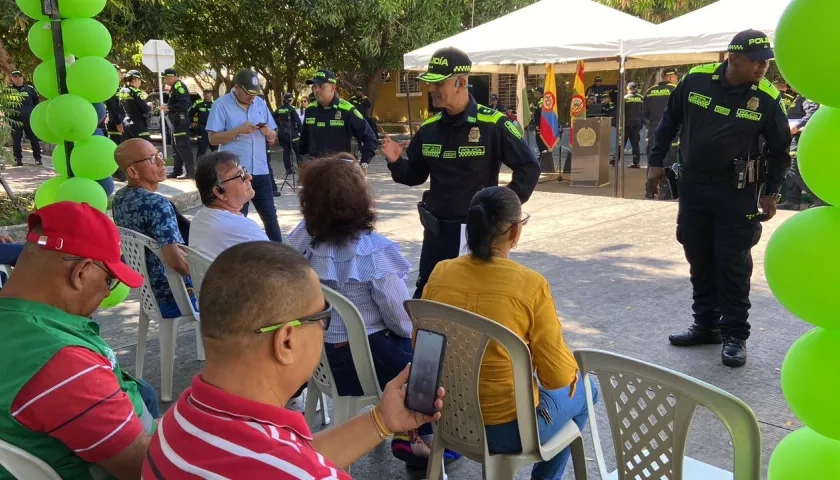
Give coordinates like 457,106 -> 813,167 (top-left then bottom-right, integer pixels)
569,61 -> 586,146
539,64 -> 559,151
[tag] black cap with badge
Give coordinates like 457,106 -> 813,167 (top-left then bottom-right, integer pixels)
662,67 -> 678,76
417,47 -> 472,83
11,70 -> 22,77
727,29 -> 773,61
306,69 -> 337,86
234,69 -> 263,96
163,68 -> 177,77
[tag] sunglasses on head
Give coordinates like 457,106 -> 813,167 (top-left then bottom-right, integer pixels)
255,301 -> 334,334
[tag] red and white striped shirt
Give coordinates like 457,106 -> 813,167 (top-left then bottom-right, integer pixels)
143,375 -> 351,479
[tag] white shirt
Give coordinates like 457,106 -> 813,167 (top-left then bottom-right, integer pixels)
189,207 -> 270,258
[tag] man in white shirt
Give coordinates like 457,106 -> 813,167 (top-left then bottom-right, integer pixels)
190,151 -> 271,259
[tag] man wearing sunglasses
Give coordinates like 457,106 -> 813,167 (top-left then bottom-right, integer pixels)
0,202 -> 158,479
144,241 -> 445,479
206,70 -> 283,242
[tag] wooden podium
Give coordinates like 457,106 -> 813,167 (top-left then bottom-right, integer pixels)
570,117 -> 611,187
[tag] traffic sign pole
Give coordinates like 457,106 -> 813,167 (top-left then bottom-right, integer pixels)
142,39 -> 176,165
155,42 -> 167,160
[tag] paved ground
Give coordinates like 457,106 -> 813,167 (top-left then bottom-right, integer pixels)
81,154 -> 804,480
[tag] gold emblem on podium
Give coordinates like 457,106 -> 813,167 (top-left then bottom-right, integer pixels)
576,127 -> 597,147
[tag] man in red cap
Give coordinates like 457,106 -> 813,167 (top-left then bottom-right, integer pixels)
0,202 -> 157,480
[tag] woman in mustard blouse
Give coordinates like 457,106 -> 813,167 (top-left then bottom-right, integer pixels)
423,186 -> 598,480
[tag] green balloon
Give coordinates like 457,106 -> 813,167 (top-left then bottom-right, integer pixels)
764,207 -> 840,329
769,428 -> 840,480
100,283 -> 130,309
67,57 -> 119,103
60,0 -> 106,18
52,143 -> 69,177
27,21 -> 54,60
29,101 -> 62,145
54,177 -> 108,212
62,19 -> 111,58
797,106 -> 840,206
34,177 -> 67,209
781,328 -> 840,440
15,0 -> 47,20
33,59 -> 65,100
775,0 -> 840,108
46,94 -> 97,142
70,136 -> 118,180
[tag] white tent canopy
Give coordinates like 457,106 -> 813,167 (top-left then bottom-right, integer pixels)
622,0 -> 792,64
403,0 -> 654,74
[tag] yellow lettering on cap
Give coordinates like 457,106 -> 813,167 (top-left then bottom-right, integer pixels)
748,37 -> 771,45
430,57 -> 449,67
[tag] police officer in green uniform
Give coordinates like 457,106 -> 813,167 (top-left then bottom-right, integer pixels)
643,67 -> 680,199
647,30 -> 792,367
161,68 -> 195,179
8,70 -> 42,166
778,98 -> 821,210
349,86 -> 378,142
189,88 -> 216,158
381,47 -> 540,298
623,82 -> 644,168
772,76 -> 796,112
274,92 -> 302,175
299,69 -> 378,171
529,87 -> 547,153
118,70 -> 151,140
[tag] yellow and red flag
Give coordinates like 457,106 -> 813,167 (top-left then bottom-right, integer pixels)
569,60 -> 586,145
539,64 -> 559,150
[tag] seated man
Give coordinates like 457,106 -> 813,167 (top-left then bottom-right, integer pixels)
190,151 -> 269,258
143,241 -> 444,478
112,138 -> 194,318
0,202 -> 155,479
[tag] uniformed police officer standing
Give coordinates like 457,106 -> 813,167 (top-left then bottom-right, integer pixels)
189,89 -> 216,158
586,76 -> 609,98
779,98 -> 821,210
647,30 -> 792,367
274,92 -> 302,175
772,76 -> 796,112
104,66 -> 125,146
299,69 -> 378,173
118,70 -> 151,140
643,67 -> 680,199
381,47 -> 540,298
623,82 -> 643,168
8,70 -> 42,166
161,68 -> 195,179
530,87 -> 547,153
349,86 -> 378,141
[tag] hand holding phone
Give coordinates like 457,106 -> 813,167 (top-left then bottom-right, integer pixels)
256,122 -> 267,128
405,329 -> 447,415
374,362 -> 445,435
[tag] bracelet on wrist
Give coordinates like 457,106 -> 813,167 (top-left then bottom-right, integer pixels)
370,405 -> 393,439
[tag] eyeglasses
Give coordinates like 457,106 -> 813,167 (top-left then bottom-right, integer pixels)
218,167 -> 248,185
64,256 -> 119,291
255,301 -> 334,333
504,212 -> 530,233
129,152 -> 163,167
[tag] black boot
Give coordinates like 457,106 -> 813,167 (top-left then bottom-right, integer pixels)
669,324 -> 723,346
721,337 -> 747,367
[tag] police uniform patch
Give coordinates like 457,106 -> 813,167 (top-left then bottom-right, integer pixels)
747,97 -> 759,111
335,111 -> 342,120
468,126 -> 480,143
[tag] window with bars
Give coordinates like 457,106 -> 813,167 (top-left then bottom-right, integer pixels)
381,71 -> 392,83
527,74 -> 544,92
397,71 -> 421,96
496,74 -> 516,110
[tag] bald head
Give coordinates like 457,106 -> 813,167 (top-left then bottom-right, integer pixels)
115,138 -> 166,187
115,138 -> 156,171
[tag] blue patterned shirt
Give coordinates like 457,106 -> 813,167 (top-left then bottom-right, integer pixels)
112,186 -> 191,309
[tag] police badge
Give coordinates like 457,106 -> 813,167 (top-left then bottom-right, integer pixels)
335,111 -> 342,120
747,97 -> 760,111
468,126 -> 480,143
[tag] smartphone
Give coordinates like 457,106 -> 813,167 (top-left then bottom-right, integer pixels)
405,329 -> 447,416
256,122 -> 267,128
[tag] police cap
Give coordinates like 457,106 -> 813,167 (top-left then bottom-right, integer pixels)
203,88 -> 213,93
283,92 -> 294,101
662,67 -> 678,77
627,82 -> 637,90
234,69 -> 263,96
306,69 -> 337,86
417,47 -> 471,83
10,70 -> 22,77
771,75 -> 786,84
594,76 -> 602,82
125,70 -> 142,80
727,29 -> 773,61
163,68 -> 177,77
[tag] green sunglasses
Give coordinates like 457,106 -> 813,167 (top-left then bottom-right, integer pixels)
255,301 -> 333,334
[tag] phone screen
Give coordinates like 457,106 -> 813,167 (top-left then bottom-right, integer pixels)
256,122 -> 267,128
405,329 -> 446,415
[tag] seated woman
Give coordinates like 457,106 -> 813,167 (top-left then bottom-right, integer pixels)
190,150 -> 270,258
422,186 -> 598,480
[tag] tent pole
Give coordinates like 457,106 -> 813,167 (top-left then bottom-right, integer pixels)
615,55 -> 627,198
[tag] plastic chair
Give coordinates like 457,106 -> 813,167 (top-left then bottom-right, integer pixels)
573,349 -> 761,480
404,300 -> 587,480
0,438 -> 61,480
118,227 -> 205,403
304,285 -> 381,427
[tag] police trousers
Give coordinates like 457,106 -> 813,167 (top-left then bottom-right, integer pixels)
414,217 -> 463,299
106,120 -> 123,145
623,123 -> 641,165
196,125 -> 216,158
123,117 -> 150,139
676,180 -> 762,340
168,113 -> 195,176
11,115 -> 41,163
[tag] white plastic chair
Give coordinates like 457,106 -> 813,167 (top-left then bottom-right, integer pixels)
304,284 -> 381,427
404,299 -> 587,480
0,438 -> 61,480
118,227 -> 205,402
573,349 -> 761,480
0,264 -> 11,288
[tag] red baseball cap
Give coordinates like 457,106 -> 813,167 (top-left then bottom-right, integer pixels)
26,202 -> 144,288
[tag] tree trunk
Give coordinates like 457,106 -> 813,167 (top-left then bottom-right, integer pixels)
364,69 -> 384,113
